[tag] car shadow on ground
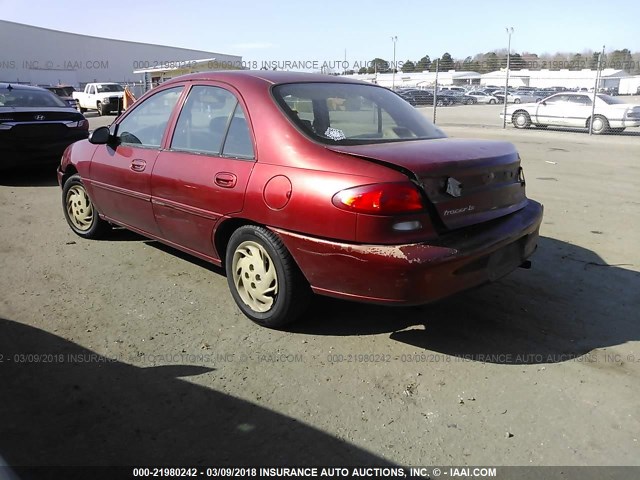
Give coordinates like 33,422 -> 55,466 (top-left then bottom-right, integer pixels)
0,167 -> 59,187
527,126 -> 640,137
290,236 -> 639,365
0,317 -> 394,468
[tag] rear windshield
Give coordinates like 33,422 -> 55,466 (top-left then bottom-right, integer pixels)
0,87 -> 67,107
272,82 -> 446,145
596,94 -> 626,105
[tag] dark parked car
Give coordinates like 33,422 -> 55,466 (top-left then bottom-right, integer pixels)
44,85 -> 78,109
396,88 -> 442,106
58,71 -> 543,328
0,83 -> 89,169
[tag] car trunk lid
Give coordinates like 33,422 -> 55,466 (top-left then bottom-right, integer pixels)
327,138 -> 528,230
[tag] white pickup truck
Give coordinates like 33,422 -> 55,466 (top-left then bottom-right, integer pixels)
73,82 -> 124,115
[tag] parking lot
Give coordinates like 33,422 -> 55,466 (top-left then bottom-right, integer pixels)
1,105 -> 639,469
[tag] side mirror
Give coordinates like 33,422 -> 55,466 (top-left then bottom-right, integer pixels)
88,126 -> 111,145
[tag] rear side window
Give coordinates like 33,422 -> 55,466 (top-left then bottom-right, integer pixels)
171,85 -> 254,159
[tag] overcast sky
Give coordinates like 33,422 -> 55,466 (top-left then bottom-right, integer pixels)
1,0 -> 638,66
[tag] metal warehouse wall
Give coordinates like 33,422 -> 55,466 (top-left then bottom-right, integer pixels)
0,20 -> 242,87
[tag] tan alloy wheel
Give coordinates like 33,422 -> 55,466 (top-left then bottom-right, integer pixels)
66,185 -> 94,231
232,240 -> 278,312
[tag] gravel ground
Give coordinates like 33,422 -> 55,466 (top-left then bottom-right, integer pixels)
0,106 -> 639,472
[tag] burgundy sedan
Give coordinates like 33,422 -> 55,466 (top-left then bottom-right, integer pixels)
58,71 -> 543,328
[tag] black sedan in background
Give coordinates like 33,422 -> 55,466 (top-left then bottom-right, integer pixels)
396,88 -> 454,106
0,83 -> 89,169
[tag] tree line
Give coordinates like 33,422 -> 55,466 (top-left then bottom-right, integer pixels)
352,49 -> 640,75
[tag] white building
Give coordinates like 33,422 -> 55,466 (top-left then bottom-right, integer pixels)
0,20 -> 241,88
347,71 -> 481,88
618,76 -> 640,95
480,68 -> 630,89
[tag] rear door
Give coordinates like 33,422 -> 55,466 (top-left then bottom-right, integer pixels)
87,85 -> 184,236
564,94 -> 592,127
151,84 -> 256,258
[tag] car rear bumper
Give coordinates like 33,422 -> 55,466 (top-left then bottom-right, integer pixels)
273,200 -> 543,305
0,134 -> 87,169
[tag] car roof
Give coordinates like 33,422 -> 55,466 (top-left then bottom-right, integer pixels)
162,70 -> 368,87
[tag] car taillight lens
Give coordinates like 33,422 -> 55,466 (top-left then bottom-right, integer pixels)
332,182 -> 425,215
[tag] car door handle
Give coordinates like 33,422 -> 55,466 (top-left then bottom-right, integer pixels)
130,159 -> 146,172
214,172 -> 237,188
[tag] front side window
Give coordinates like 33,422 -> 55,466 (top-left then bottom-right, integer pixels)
544,94 -> 571,104
117,86 -> 182,148
273,82 -> 446,145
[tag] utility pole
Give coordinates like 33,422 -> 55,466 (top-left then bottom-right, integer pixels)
589,45 -> 605,135
391,36 -> 398,90
502,27 -> 514,129
433,59 -> 439,124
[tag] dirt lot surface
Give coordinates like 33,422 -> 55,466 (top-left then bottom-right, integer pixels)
1,106 -> 639,472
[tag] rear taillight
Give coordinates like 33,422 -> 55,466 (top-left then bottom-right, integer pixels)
332,182 -> 425,215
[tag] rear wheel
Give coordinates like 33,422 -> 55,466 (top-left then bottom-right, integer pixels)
589,115 -> 609,135
489,99 -> 496,104
436,99 -> 445,107
514,98 -> 521,104
512,111 -> 531,129
225,225 -> 310,328
62,174 -> 110,239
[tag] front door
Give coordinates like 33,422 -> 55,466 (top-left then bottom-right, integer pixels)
87,86 -> 184,236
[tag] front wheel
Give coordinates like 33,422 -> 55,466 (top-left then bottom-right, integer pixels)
512,111 -> 531,129
514,98 -> 521,104
436,99 -> 445,107
489,99 -> 496,104
62,174 -> 110,238
225,225 -> 310,328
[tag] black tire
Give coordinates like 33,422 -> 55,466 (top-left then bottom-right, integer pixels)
436,99 -> 445,107
225,225 -> 311,328
514,98 -> 521,104
62,174 -> 110,239
97,101 -> 109,116
512,111 -> 531,129
78,104 -> 87,113
489,99 -> 496,104
589,115 -> 610,135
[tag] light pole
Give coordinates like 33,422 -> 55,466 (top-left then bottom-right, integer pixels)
502,27 -> 514,129
391,36 -> 398,90
589,45 -> 605,135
